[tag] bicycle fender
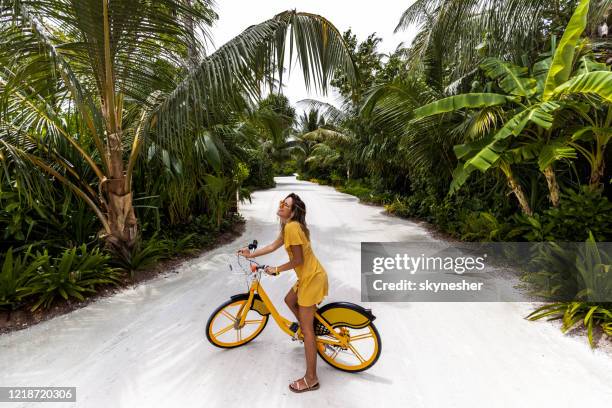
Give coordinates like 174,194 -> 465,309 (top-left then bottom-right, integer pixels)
230,293 -> 270,316
316,302 -> 376,329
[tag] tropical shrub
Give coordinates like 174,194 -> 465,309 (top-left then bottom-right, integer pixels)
526,234 -> 612,347
511,187 -> 612,242
20,245 -> 121,312
0,247 -> 48,311
108,234 -> 170,277
528,302 -> 612,348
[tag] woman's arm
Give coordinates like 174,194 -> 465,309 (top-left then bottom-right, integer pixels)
265,244 -> 303,275
241,232 -> 283,258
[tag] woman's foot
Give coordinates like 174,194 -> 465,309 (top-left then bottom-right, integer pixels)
289,375 -> 319,393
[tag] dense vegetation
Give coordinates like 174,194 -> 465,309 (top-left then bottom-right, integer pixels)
290,0 -> 612,346
0,0 -> 354,316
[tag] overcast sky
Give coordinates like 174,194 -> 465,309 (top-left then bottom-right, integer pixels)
208,1 -> 419,110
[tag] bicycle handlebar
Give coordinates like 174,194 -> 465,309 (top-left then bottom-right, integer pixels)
236,239 -> 277,276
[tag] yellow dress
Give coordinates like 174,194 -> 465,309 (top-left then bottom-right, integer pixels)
283,221 -> 329,307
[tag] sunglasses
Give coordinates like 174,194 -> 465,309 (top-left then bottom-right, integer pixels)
279,200 -> 290,209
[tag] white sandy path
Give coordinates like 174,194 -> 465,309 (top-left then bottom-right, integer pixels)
1,176 -> 611,408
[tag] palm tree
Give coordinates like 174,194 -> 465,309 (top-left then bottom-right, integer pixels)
297,108 -> 327,134
396,0 -> 612,85
242,93 -> 297,164
290,108 -> 326,171
293,99 -> 362,179
0,1 -> 356,256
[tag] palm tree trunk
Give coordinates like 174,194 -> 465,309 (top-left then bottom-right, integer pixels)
589,143 -> 606,189
543,165 -> 560,207
101,0 -> 138,256
507,176 -> 533,216
104,135 -> 138,256
229,189 -> 239,214
500,163 -> 533,216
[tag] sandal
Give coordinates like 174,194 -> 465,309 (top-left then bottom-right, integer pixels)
289,376 -> 320,393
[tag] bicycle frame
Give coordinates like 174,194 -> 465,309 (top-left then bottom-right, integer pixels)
233,271 -> 350,349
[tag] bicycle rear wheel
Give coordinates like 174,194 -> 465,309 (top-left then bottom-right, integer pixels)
206,297 -> 268,348
316,321 -> 382,372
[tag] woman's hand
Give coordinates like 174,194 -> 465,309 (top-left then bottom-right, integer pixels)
237,247 -> 252,258
264,266 -> 278,276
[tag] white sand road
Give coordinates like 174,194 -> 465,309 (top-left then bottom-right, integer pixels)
1,176 -> 611,408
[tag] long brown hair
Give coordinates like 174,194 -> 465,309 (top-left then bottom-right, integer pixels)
281,193 -> 310,241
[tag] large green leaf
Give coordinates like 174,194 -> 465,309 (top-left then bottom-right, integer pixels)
463,102 -> 560,172
537,141 -> 577,171
449,161 -> 476,194
533,56 -> 552,94
413,93 -> 517,119
453,133 -> 495,160
480,58 -> 537,97
577,57 -> 610,75
506,141 -> 542,164
572,126 -> 612,144
196,132 -> 221,173
542,0 -> 591,100
551,71 -> 612,103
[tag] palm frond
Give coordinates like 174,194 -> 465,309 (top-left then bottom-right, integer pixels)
149,10 -> 356,153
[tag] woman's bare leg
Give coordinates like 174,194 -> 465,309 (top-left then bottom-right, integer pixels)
296,304 -> 318,387
284,288 -> 299,321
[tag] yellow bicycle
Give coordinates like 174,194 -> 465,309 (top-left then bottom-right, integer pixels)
206,240 -> 382,372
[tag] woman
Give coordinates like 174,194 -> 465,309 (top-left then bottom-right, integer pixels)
237,193 -> 329,393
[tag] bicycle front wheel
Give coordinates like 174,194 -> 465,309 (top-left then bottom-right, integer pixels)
206,297 -> 268,348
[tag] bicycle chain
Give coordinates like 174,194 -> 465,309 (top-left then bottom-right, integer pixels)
314,320 -> 330,336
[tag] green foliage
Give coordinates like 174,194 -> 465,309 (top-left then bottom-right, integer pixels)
525,233 -> 612,348
527,301 -> 612,348
512,187 -> 612,241
0,190 -> 100,252
455,212 -> 520,242
337,179 -> 389,203
20,245 -> 121,312
331,30 -> 383,103
273,160 -> 298,176
0,192 -> 37,243
542,0 -> 591,99
0,247 -> 48,310
243,148 -> 275,189
108,234 -> 170,277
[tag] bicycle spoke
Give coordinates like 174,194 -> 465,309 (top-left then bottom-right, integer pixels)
214,323 -> 234,337
319,335 -> 338,341
350,333 -> 373,341
221,309 -> 236,321
237,328 -> 242,342
244,319 -> 264,324
348,344 -> 366,363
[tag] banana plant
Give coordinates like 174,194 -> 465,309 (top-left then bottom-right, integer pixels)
412,0 -> 612,210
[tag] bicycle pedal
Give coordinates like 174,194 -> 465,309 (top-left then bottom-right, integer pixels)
289,322 -> 299,333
